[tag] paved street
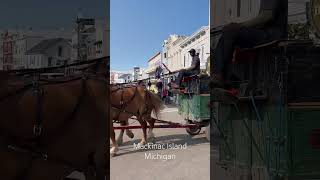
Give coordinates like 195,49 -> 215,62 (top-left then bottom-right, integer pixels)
110,105 -> 210,180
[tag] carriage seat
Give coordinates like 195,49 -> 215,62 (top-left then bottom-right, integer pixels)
229,40 -> 280,98
182,73 -> 209,83
182,74 -> 197,82
232,40 -> 279,63
181,74 -> 210,94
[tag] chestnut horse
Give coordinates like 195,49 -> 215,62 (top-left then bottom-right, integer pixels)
0,57 -> 108,180
110,85 -> 164,156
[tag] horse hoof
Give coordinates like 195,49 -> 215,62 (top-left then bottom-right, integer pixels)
110,147 -> 119,157
137,142 -> 146,147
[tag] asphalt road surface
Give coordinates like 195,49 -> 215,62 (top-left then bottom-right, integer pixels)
110,105 -> 210,180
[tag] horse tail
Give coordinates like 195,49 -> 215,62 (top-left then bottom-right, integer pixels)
146,90 -> 164,119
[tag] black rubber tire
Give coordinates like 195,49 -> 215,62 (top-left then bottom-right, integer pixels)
186,120 -> 201,135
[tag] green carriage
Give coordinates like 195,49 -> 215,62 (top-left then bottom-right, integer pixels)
211,0 -> 320,177
176,74 -> 211,137
210,1 -> 320,179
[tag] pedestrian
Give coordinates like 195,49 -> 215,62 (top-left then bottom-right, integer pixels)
162,87 -> 168,103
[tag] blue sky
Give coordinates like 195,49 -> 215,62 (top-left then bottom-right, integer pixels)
111,0 -> 209,71
0,0 -> 108,29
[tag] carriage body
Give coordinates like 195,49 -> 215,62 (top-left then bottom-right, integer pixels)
178,94 -> 210,122
214,41 -> 320,179
177,74 -> 211,135
211,1 -> 320,178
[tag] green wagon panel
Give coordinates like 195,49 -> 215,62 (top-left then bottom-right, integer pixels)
251,105 -> 289,175
217,102 -> 320,179
177,94 -> 210,122
289,108 -> 320,177
217,103 -> 289,177
218,103 -> 252,167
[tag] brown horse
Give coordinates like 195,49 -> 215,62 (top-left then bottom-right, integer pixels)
0,57 -> 109,180
110,85 -> 164,156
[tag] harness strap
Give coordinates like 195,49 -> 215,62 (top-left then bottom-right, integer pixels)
0,59 -> 108,176
112,86 -> 139,120
1,76 -> 90,177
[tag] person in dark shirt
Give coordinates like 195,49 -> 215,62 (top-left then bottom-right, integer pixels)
211,0 -> 286,89
171,48 -> 200,88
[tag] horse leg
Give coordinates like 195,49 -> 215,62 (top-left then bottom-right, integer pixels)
137,117 -> 148,146
110,121 -> 118,157
146,116 -> 156,143
125,120 -> 134,139
116,120 -> 134,145
116,121 -> 125,145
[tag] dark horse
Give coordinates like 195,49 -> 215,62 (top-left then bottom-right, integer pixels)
0,57 -> 109,180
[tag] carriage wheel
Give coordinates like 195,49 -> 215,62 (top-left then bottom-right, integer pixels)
185,120 -> 201,135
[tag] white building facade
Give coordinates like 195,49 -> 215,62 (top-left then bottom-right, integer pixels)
133,67 -> 141,81
139,68 -> 149,80
13,35 -> 43,69
162,35 -> 187,72
210,0 -> 260,28
162,26 -> 210,73
0,29 -> 72,70
71,18 -> 109,61
110,70 -> 133,84
25,38 -> 71,69
180,26 -> 210,70
145,52 -> 161,79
